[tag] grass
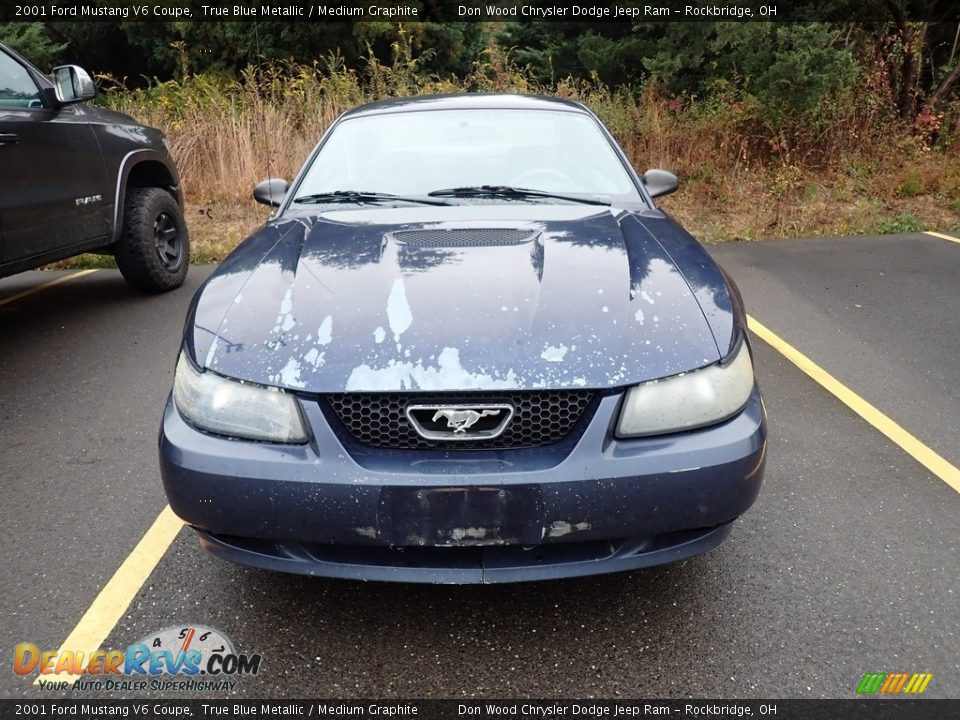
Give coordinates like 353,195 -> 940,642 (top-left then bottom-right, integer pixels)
49,45 -> 960,269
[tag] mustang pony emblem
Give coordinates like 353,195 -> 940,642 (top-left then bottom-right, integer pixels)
432,408 -> 502,434
406,403 -> 515,441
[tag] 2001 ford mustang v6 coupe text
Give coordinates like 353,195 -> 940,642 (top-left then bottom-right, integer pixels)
159,94 -> 766,583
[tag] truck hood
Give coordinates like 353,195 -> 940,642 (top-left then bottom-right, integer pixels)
186,205 -> 723,392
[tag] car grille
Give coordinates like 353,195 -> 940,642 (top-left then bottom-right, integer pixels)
324,391 -> 595,450
389,229 -> 536,247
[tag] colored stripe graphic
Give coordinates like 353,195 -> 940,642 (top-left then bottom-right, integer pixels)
858,672 -> 933,694
891,673 -> 909,693
879,674 -> 898,693
857,673 -> 886,693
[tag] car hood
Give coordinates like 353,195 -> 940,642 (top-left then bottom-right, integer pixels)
186,205 -> 725,392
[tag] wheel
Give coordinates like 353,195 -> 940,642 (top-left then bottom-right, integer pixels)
114,187 -> 189,293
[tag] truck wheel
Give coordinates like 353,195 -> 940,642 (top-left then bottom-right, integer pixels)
114,187 -> 189,293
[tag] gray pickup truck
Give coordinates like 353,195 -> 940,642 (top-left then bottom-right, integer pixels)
0,42 -> 188,293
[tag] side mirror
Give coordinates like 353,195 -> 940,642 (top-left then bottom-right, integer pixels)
254,178 -> 289,207
52,65 -> 96,104
641,169 -> 679,199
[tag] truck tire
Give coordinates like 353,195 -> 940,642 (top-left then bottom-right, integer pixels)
114,187 -> 189,293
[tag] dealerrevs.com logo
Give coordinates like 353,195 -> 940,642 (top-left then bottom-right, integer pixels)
15,625 -> 262,693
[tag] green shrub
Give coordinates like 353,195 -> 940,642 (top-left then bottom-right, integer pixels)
898,171 -> 923,197
873,213 -> 924,235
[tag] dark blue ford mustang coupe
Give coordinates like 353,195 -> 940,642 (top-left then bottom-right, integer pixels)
159,94 -> 766,583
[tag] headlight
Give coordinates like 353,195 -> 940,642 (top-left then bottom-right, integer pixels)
616,341 -> 755,437
172,352 -> 308,443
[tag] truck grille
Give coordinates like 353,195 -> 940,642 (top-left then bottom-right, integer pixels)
324,391 -> 595,450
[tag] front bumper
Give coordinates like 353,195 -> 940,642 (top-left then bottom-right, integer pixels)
159,389 -> 766,583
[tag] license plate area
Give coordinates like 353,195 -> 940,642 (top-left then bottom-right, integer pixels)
379,486 -> 544,547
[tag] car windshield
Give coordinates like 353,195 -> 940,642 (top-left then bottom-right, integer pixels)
293,108 -> 642,203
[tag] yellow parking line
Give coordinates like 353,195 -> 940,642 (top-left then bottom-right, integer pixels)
35,506 -> 183,684
924,230 -> 960,244
747,314 -> 960,495
0,269 -> 99,307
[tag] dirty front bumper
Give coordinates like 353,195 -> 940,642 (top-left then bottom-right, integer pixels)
159,390 -> 766,583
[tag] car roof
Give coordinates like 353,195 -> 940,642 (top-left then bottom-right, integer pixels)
340,93 -> 591,119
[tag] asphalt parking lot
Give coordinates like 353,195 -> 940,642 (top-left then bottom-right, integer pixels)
1,232 -> 957,699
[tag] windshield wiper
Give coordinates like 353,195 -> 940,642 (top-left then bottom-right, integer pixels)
292,190 -> 450,206
427,185 -> 610,206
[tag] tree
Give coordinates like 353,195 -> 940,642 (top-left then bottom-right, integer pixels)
872,5 -> 960,121
499,20 -> 859,119
0,23 -> 66,68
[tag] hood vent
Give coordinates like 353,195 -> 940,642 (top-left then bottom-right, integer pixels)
389,228 -> 536,248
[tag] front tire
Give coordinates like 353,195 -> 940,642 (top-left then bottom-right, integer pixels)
115,187 -> 189,293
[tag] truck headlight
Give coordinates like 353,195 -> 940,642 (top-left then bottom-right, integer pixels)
616,341 -> 755,437
172,352 -> 308,443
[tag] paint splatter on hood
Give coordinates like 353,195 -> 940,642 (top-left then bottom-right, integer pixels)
185,206 -> 731,392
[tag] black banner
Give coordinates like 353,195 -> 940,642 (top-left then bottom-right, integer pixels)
1,700 -> 959,720
0,0 -> 958,24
